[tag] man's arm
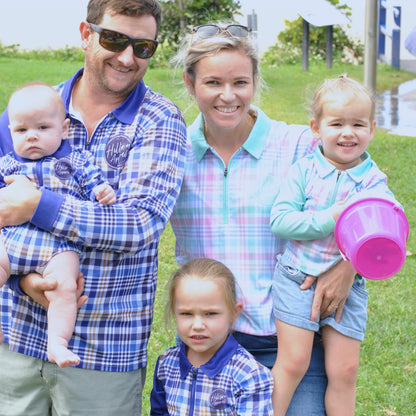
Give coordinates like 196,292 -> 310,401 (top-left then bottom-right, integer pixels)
30,114 -> 186,255
0,115 -> 186,258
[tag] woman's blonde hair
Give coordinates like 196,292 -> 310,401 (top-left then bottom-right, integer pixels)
174,22 -> 263,97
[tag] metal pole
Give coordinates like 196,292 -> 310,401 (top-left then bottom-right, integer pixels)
378,0 -> 386,58
391,6 -> 401,70
364,0 -> 378,93
178,0 -> 185,31
326,25 -> 333,69
302,19 -> 309,72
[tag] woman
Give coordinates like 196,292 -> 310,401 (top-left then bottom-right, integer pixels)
170,23 -> 356,414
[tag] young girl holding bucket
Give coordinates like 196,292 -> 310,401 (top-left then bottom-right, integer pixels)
270,75 -> 400,416
150,258 -> 273,415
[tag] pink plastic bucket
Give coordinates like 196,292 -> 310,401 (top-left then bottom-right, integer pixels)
334,197 -> 409,280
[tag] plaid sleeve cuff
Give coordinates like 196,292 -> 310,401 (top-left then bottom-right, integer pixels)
5,275 -> 26,296
30,188 -> 64,232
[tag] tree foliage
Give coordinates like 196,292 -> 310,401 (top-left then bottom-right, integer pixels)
261,0 -> 363,66
157,0 -> 241,62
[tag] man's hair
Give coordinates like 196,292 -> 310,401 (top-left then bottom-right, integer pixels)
87,0 -> 162,35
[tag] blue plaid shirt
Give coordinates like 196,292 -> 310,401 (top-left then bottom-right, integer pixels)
0,140 -> 108,275
0,139 -> 106,201
0,68 -> 187,371
150,334 -> 273,415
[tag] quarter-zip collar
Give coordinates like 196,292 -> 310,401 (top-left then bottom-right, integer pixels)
190,106 -> 272,162
315,145 -> 373,183
179,333 -> 240,379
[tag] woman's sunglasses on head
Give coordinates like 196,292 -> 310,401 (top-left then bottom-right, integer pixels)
192,24 -> 251,39
89,23 -> 158,59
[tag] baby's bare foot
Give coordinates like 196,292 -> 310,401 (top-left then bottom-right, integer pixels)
48,345 -> 80,368
0,328 -> 4,344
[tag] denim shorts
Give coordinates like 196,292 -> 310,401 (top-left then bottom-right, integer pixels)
272,257 -> 369,341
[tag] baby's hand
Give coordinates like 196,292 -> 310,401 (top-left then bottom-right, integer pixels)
94,183 -> 116,205
330,200 -> 348,222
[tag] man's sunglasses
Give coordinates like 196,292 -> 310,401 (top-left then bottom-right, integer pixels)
89,23 -> 158,59
192,24 -> 251,39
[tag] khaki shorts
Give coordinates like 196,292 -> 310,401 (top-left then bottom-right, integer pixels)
0,343 -> 146,416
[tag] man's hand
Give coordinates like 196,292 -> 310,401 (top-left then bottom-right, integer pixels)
301,260 -> 356,322
0,175 -> 41,227
19,272 -> 88,309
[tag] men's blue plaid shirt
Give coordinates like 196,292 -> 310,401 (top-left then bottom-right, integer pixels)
0,68 -> 187,371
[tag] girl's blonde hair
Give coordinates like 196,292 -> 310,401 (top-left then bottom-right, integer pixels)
166,258 -> 239,323
309,74 -> 375,122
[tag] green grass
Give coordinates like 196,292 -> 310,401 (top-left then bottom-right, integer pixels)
0,57 -> 415,415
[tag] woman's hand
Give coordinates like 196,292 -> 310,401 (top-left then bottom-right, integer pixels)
0,175 -> 41,227
301,260 -> 356,322
19,272 -> 88,309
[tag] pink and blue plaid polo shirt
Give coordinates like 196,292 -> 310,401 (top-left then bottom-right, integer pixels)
171,107 -> 319,336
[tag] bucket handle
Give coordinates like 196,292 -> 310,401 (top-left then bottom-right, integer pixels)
338,250 -> 347,261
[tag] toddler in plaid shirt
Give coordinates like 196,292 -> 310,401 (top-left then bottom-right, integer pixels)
151,258 -> 273,415
0,82 -> 115,367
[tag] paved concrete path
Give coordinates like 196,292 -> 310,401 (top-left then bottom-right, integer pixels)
376,61 -> 416,136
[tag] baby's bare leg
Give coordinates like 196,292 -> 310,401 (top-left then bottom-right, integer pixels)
43,251 -> 81,368
0,237 -> 11,344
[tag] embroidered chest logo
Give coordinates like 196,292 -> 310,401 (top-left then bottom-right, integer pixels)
105,134 -> 131,169
209,388 -> 228,410
54,159 -> 73,180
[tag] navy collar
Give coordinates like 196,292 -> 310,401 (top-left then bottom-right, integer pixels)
13,139 -> 72,163
179,334 -> 240,379
61,68 -> 147,125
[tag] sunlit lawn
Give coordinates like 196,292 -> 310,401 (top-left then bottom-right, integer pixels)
0,57 -> 415,415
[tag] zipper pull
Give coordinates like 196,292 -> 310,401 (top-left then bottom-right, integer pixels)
336,170 -> 341,181
224,167 -> 228,177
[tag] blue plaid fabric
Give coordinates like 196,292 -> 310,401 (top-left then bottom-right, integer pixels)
0,68 -> 187,371
151,334 -> 273,415
0,141 -> 107,274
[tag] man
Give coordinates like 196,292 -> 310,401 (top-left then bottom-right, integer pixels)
0,0 -> 186,414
